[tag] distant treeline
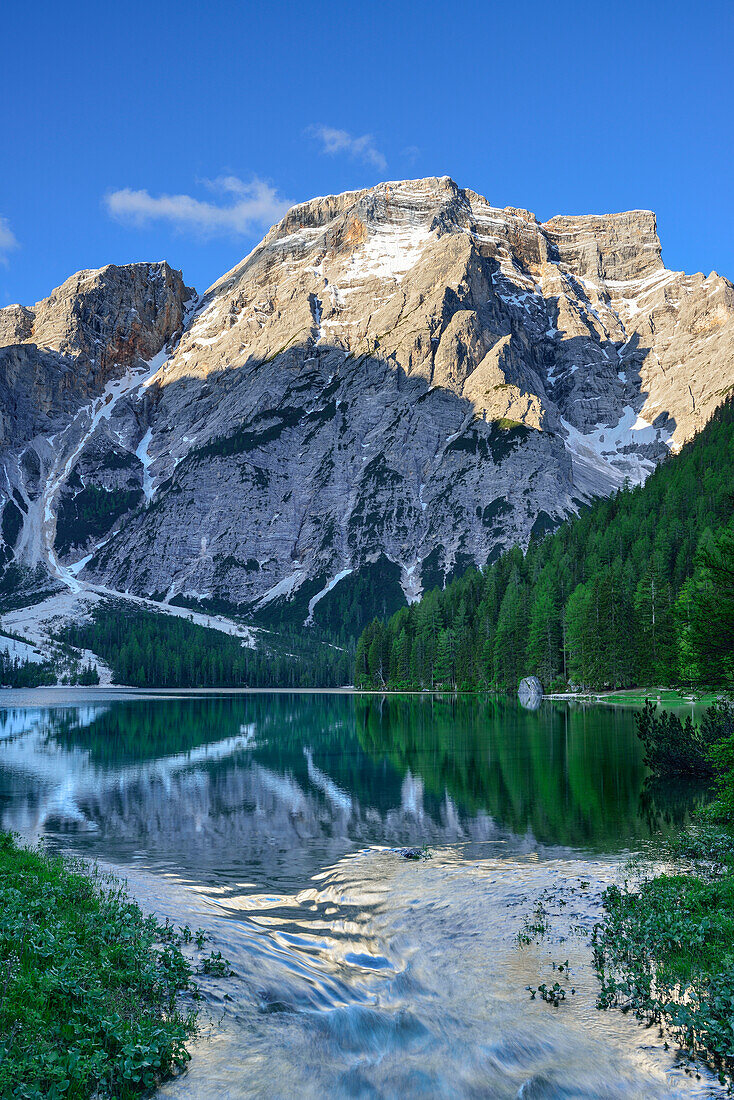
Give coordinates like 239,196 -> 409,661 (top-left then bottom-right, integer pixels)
356,396 -> 734,692
60,605 -> 353,688
0,645 -> 99,688
0,648 -> 55,688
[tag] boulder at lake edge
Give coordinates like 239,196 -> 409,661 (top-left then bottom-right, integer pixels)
518,676 -> 543,709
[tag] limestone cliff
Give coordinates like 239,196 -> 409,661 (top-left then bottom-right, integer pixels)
1,179 -> 732,627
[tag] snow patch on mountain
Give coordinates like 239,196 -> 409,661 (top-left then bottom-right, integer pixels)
305,568 -> 353,626
347,224 -> 432,283
561,406 -> 673,497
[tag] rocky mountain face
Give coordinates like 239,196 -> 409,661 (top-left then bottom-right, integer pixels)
1,178 -> 732,631
0,262 -> 192,579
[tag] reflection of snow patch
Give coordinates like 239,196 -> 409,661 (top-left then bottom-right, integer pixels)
401,771 -> 425,817
254,767 -> 308,815
0,723 -> 257,835
0,708 -> 49,740
304,747 -> 352,813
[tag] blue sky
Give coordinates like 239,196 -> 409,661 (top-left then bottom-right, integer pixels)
2,0 -> 733,306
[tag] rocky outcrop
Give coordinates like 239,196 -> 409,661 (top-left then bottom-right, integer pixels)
0,262 -> 193,444
0,262 -> 193,571
1,179 -> 733,628
0,305 -> 34,346
518,676 -> 544,710
543,211 -> 663,283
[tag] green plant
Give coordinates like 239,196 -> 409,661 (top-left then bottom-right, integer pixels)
199,950 -> 231,977
527,981 -> 571,1006
704,704 -> 734,818
635,700 -> 716,777
0,832 -> 197,1097
517,897 -> 551,945
593,836 -> 734,1088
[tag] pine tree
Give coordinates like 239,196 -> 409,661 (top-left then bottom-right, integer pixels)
431,629 -> 449,687
526,570 -> 562,686
493,570 -> 528,688
564,582 -> 592,687
367,621 -> 389,685
687,525 -> 734,685
634,564 -> 675,682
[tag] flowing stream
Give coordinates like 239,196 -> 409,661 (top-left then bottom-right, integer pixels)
0,689 -> 723,1098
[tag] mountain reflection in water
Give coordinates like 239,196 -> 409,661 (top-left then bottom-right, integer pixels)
0,692 -> 717,1098
0,694 -> 705,859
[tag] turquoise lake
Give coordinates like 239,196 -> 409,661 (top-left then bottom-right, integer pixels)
0,690 -> 721,1098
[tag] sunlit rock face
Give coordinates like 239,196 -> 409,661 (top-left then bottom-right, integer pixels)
1,178 -> 733,620
0,263 -> 193,443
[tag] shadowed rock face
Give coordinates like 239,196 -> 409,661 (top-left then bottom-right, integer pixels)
0,263 -> 193,574
1,178 -> 733,623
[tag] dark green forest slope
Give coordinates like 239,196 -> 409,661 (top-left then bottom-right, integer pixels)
61,605 -> 352,688
356,397 -> 734,692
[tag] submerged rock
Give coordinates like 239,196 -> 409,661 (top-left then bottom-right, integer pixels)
400,846 -> 431,860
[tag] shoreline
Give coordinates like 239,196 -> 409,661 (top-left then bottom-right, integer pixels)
0,684 -> 722,710
0,684 -> 712,695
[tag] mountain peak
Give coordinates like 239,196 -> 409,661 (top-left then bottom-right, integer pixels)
1,181 -> 732,631
543,209 -> 663,283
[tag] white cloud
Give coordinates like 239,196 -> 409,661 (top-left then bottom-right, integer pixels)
0,217 -> 19,265
307,125 -> 387,171
104,177 -> 291,237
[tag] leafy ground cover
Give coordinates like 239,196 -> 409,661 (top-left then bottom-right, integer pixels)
593,828 -> 734,1090
0,833 -> 199,1098
593,704 -> 734,1088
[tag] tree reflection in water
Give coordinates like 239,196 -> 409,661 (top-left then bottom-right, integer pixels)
0,693 -> 708,861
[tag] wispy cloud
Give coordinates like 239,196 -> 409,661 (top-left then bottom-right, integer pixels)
0,217 -> 19,265
307,125 -> 387,171
104,177 -> 291,237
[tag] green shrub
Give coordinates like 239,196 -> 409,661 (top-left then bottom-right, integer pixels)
594,855 -> 734,1088
634,700 -> 717,777
0,833 -> 196,1097
704,703 -> 734,818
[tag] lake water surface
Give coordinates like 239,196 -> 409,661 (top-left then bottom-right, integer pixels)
0,690 -> 722,1098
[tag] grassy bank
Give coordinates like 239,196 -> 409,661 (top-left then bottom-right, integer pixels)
546,688 -> 723,707
591,702 -> 734,1086
0,833 -> 197,1098
593,828 -> 734,1089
